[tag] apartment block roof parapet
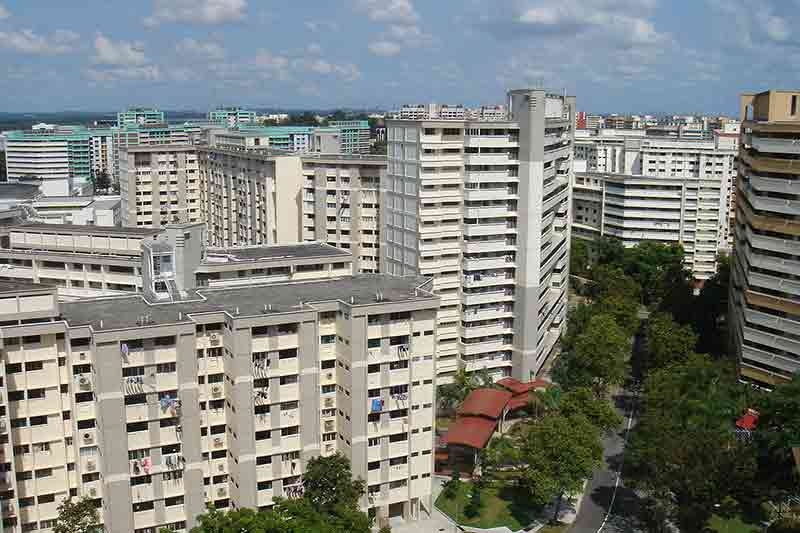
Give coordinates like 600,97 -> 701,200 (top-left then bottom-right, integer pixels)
203,242 -> 350,264
60,274 -> 438,331
8,222 -> 162,237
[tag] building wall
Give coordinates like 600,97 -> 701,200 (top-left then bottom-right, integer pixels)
0,277 -> 439,532
731,90 -> 800,387
120,146 -> 201,229
382,89 -> 573,382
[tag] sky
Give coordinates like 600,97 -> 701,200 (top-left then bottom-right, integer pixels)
0,0 -> 799,114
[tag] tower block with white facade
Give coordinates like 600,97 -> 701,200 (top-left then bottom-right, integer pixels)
383,89 -> 574,382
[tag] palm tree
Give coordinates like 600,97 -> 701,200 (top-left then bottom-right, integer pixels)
438,367 -> 495,414
527,387 -> 561,419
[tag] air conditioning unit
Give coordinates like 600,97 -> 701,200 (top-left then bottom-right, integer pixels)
211,385 -> 222,398
324,397 -> 334,408
88,487 -> 97,497
0,419 -> 6,433
79,352 -> 87,361
217,487 -> 226,497
326,372 -> 333,380
209,333 -> 219,346
83,432 -> 94,444
86,460 -> 96,471
78,374 -> 91,390
213,437 -> 224,447
217,463 -> 225,472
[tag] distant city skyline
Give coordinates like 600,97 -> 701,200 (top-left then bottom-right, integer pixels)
0,0 -> 797,114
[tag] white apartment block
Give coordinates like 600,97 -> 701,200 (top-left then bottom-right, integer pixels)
119,145 -> 202,228
572,172 -> 729,280
383,89 -> 574,382
573,129 -> 738,277
394,104 -> 508,122
88,130 -> 113,180
0,264 -> 439,532
196,148 -> 385,274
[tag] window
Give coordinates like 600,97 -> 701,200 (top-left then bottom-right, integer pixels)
279,375 -> 298,385
34,468 -> 52,478
165,496 -> 183,507
38,494 -> 55,504
278,349 -> 297,359
127,422 -> 148,433
5,363 -> 21,374
130,475 -> 152,486
256,455 -> 271,465
155,336 -> 175,346
22,336 -> 40,345
157,363 -> 176,373
320,335 -> 335,344
29,416 -> 48,426
25,361 -> 43,371
368,461 -> 380,471
8,391 -> 24,402
257,480 -> 272,491
281,426 -> 299,436
367,338 -> 381,349
793,94 -> 798,116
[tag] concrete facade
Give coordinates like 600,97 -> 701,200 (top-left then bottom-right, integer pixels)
0,271 -> 439,532
383,89 -> 573,382
730,90 -> 800,387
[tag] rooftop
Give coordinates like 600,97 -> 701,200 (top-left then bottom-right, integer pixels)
9,222 -> 161,237
60,274 -> 436,331
458,388 -> 513,420
0,279 -> 56,295
0,183 -> 42,201
444,416 -> 497,449
204,242 -> 350,264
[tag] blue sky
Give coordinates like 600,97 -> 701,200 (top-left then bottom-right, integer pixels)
0,0 -> 798,114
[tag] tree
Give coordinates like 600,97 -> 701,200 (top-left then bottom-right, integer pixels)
588,265 -> 641,304
626,354 -> 756,532
479,435 -> 520,481
53,497 -> 101,533
302,453 -> 365,513
553,314 -> 628,397
516,414 -> 602,522
94,169 -> 110,192
596,236 -> 626,267
593,293 -> 640,337
570,238 -> 591,277
694,253 -> 731,357
437,367 -> 493,413
370,139 -> 387,155
558,387 -> 621,433
621,242 -> 686,305
191,498 -> 371,533
753,375 -> 800,505
643,312 -> 698,372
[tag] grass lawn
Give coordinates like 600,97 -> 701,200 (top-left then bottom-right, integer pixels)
435,481 -> 540,530
707,514 -> 763,533
537,525 -> 569,533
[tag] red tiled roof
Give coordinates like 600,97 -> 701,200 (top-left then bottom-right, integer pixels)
736,409 -> 759,430
458,388 -> 513,419
507,394 -> 531,412
445,416 -> 498,449
497,377 -> 552,395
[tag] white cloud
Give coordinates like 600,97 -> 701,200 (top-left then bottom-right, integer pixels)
368,40 -> 401,57
85,65 -> 162,83
305,20 -> 339,33
756,11 -> 790,42
176,38 -> 225,61
93,34 -> 147,66
306,42 -> 322,55
356,0 -> 418,24
144,0 -> 246,26
0,29 -> 79,55
294,57 -> 362,81
0,4 -> 10,19
253,49 -> 291,80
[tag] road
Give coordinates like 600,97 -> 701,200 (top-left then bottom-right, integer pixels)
570,327 -> 646,533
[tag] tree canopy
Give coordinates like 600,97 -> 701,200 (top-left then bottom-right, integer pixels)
437,367 -> 493,413
553,314 -> 628,397
558,387 -> 622,433
643,312 -> 698,372
53,497 -> 101,533
302,453 -> 365,513
517,414 -> 603,520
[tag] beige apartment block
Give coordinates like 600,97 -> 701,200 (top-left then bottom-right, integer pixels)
0,268 -> 439,533
197,148 -> 385,273
731,90 -> 800,387
119,145 -> 202,229
383,89 -> 574,382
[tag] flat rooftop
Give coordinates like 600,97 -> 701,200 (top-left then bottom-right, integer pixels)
0,279 -> 55,294
0,183 -> 42,201
204,242 -> 350,264
60,274 -> 436,331
9,223 -> 161,237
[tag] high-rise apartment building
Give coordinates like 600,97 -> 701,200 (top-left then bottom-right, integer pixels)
111,125 -> 191,182
573,128 -> 737,277
327,121 -> 371,154
0,247 -> 440,532
383,89 -> 574,382
88,129 -> 114,180
117,107 -> 166,127
730,89 -> 800,387
195,148 -> 385,273
119,145 -> 202,228
208,107 -> 257,127
5,126 -> 91,196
